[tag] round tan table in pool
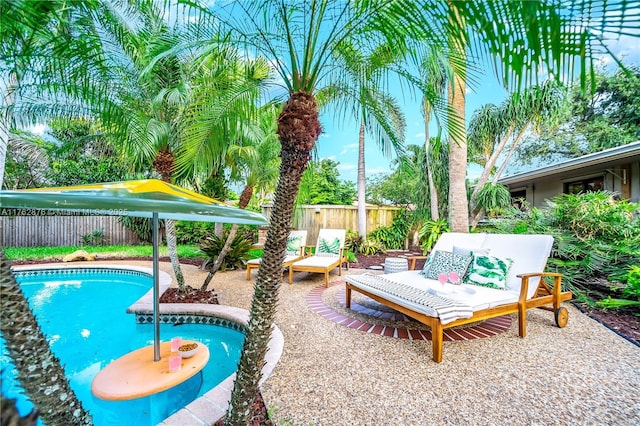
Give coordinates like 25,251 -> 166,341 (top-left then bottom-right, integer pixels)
91,340 -> 209,401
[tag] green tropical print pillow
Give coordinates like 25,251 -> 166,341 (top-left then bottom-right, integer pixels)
465,254 -> 513,290
286,235 -> 303,254
318,237 -> 341,256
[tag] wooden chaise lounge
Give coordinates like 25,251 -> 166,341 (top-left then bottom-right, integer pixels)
345,233 -> 572,363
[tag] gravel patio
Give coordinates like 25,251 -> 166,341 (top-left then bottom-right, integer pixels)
83,261 -> 640,425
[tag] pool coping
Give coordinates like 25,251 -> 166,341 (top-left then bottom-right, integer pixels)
11,263 -> 284,426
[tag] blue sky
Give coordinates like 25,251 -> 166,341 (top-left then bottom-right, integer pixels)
314,34 -> 640,184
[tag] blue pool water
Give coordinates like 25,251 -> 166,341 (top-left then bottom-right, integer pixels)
0,268 -> 245,425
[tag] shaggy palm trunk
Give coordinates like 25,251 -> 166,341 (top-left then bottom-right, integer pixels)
357,121 -> 367,238
447,71 -> 469,232
226,92 -> 320,425
0,250 -> 93,425
201,184 -> 254,291
0,394 -> 39,425
152,149 -> 185,289
447,3 -> 469,232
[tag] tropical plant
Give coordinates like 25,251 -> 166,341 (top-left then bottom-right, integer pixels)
493,192 -> 640,304
80,228 -> 109,246
358,239 -> 386,255
0,250 -> 92,425
200,230 -> 255,272
344,229 -> 364,254
467,81 -> 567,226
472,183 -> 515,218
418,218 -> 450,254
368,211 -> 411,250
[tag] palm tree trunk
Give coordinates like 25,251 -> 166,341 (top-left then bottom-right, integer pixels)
201,184 -> 254,291
153,150 -> 185,289
491,123 -> 529,184
447,71 -> 468,232
357,121 -> 367,238
0,250 -> 93,425
424,104 -> 439,220
447,2 -> 469,232
227,91 -> 320,425
164,219 -> 185,289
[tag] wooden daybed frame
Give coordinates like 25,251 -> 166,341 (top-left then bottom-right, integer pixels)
346,251 -> 572,363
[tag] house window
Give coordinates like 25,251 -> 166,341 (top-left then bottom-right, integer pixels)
564,176 -> 604,194
510,189 -> 527,211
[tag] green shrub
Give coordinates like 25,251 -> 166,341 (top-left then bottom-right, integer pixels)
359,239 -> 386,255
80,229 -> 109,246
175,222 -> 258,245
494,191 -> 640,306
118,216 -> 153,243
199,229 -> 254,272
345,230 -> 363,254
368,211 -> 410,250
623,266 -> 640,299
418,219 -> 449,253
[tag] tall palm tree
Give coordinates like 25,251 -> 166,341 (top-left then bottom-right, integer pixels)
196,1 -> 639,423
0,250 -> 92,425
201,2 -> 435,423
324,39 -> 406,239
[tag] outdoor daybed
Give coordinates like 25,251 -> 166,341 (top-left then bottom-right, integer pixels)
345,232 -> 572,362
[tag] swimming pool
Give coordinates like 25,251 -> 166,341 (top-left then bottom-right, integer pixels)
0,266 -> 245,425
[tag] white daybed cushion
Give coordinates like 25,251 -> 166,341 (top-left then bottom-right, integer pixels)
382,270 -> 518,312
481,234 -> 553,299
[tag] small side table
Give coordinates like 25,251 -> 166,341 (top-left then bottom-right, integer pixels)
384,257 -> 408,274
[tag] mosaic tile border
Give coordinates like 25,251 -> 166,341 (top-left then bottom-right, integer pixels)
13,267 -> 151,279
135,313 -> 247,333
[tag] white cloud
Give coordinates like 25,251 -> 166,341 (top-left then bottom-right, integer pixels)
415,132 -> 425,139
366,167 -> 391,175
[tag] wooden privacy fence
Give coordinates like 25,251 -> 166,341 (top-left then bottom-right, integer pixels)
260,204 -> 403,245
0,215 -> 140,247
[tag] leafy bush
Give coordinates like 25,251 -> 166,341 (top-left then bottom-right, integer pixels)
368,211 -> 410,250
80,229 -> 109,246
623,266 -> 640,299
345,230 -> 363,254
473,183 -> 515,217
118,216 -> 153,243
175,221 -> 217,244
418,219 -> 449,254
359,239 -> 385,255
493,191 -> 640,307
199,229 -> 254,272
175,222 -> 258,245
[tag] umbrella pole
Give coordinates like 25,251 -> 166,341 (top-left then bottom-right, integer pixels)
153,212 -> 161,362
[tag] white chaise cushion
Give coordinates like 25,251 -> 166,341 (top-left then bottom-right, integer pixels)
380,270 -> 519,312
481,234 -> 554,298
